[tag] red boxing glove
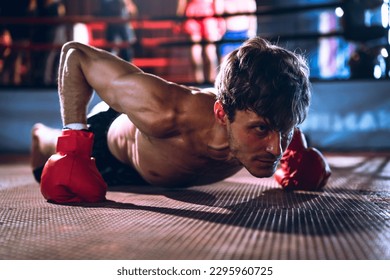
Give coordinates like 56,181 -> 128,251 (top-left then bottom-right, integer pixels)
40,130 -> 107,203
274,128 -> 331,191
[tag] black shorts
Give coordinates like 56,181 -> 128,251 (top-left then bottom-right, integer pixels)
88,108 -> 149,186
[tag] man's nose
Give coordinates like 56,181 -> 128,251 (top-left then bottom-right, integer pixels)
265,131 -> 282,157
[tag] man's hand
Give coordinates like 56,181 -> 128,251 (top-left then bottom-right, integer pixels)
40,130 -> 107,203
274,128 -> 331,191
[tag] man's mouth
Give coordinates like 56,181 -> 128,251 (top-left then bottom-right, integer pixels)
251,155 -> 281,169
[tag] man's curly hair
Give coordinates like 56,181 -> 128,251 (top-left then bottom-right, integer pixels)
215,37 -> 311,133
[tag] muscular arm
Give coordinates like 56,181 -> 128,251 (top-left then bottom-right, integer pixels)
58,41 -> 191,137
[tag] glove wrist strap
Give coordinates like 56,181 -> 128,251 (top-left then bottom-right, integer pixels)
63,123 -> 88,131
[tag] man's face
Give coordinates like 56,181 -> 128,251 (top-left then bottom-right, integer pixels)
225,110 -> 294,178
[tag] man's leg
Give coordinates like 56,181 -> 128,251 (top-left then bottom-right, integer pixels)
31,101 -> 109,182
30,123 -> 61,181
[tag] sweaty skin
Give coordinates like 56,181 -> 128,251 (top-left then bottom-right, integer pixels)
32,41 -> 291,188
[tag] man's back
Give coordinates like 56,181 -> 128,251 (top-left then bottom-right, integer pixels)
106,87 -> 242,187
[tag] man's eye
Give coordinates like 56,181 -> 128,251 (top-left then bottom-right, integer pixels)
256,125 -> 268,133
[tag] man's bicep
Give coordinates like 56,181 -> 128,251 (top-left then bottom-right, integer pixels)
112,74 -> 190,137
73,42 -> 143,110
68,42 -> 179,114
102,72 -> 173,112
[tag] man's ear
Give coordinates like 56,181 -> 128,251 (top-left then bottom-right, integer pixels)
214,100 -> 227,125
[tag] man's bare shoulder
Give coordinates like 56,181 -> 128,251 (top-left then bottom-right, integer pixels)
170,84 -> 217,107
167,85 -> 217,132
188,86 -> 218,97
182,86 -> 217,110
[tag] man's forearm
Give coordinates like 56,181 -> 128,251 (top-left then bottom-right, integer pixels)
58,42 -> 93,127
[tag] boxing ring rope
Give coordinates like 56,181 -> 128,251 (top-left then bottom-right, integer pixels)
0,1 -> 349,50
1,0 -> 388,48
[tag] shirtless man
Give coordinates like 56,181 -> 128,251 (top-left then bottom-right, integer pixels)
31,37 -> 322,204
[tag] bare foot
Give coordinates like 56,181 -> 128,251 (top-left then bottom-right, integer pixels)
30,123 -> 61,170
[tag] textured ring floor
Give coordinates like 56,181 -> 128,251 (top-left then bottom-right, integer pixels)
0,153 -> 389,260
